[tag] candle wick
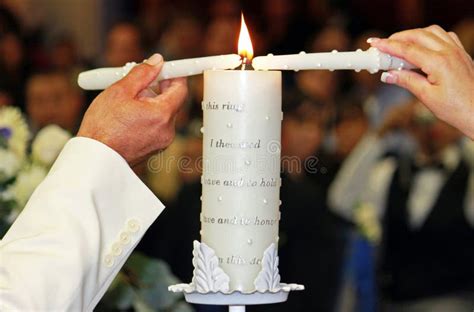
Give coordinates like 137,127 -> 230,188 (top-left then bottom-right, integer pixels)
240,57 -> 254,70
241,57 -> 247,70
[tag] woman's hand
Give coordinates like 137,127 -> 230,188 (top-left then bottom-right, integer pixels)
369,25 -> 474,139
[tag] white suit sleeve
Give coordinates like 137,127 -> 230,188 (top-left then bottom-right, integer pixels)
0,137 -> 165,311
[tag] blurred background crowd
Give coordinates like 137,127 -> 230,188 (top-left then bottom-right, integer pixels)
1,0 -> 473,311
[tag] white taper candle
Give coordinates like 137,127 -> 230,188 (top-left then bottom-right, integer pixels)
252,47 -> 416,73
77,54 -> 242,90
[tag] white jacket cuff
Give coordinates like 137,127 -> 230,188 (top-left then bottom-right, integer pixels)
1,137 -> 164,311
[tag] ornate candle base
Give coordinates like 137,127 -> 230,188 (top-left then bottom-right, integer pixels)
168,285 -> 303,305
168,241 -> 303,310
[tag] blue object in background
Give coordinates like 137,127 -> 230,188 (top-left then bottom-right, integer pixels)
340,232 -> 377,312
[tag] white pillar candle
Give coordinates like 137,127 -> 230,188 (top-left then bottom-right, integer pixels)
201,69 -> 282,292
252,47 -> 416,73
77,54 -> 242,90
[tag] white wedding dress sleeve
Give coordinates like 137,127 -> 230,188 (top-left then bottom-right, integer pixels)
0,137 -> 165,311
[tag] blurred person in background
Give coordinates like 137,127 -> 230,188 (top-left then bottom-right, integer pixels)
203,17 -> 239,56
0,5 -> 20,35
209,0 -> 240,20
187,16 -> 242,117
322,98 -> 370,182
156,14 -> 203,59
89,21 -> 146,106
104,22 -> 145,67
137,0 -> 169,50
328,100 -> 376,312
0,5 -> 22,108
0,31 -> 29,110
329,99 -> 474,311
49,35 -> 86,83
26,71 -> 85,134
261,0 -> 307,54
196,15 -> 261,112
323,98 -> 376,312
0,88 -> 13,107
347,0 -> 424,34
333,100 -> 371,166
305,0 -> 337,29
295,25 -> 349,120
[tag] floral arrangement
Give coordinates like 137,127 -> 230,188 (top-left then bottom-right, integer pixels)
0,106 -> 192,312
0,106 -> 69,235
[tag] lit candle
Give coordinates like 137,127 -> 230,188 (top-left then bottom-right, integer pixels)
252,48 -> 416,73
199,14 -> 281,293
77,54 -> 241,90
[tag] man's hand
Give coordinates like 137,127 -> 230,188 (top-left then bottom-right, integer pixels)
368,25 -> 474,139
77,54 -> 188,166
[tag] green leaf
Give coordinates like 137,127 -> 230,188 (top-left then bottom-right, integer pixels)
97,273 -> 134,311
132,294 -> 156,312
98,253 -> 189,312
126,253 -> 176,284
137,282 -> 176,310
125,253 -> 184,310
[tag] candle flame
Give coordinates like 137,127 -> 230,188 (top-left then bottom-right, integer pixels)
238,13 -> 254,61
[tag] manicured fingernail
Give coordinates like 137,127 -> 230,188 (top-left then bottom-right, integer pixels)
367,37 -> 380,44
145,53 -> 163,66
381,72 -> 397,84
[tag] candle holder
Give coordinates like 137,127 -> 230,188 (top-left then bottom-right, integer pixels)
169,241 -> 303,312
169,284 -> 303,312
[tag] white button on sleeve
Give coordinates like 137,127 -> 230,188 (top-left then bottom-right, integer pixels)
111,243 -> 123,256
104,255 -> 114,267
119,232 -> 131,245
127,219 -> 141,233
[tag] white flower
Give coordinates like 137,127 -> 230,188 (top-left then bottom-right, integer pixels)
9,165 -> 47,210
355,202 -> 382,244
0,106 -> 29,161
32,125 -> 71,168
0,149 -> 21,182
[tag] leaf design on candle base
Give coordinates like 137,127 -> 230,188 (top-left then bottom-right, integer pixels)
254,243 -> 281,292
191,240 -> 230,293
